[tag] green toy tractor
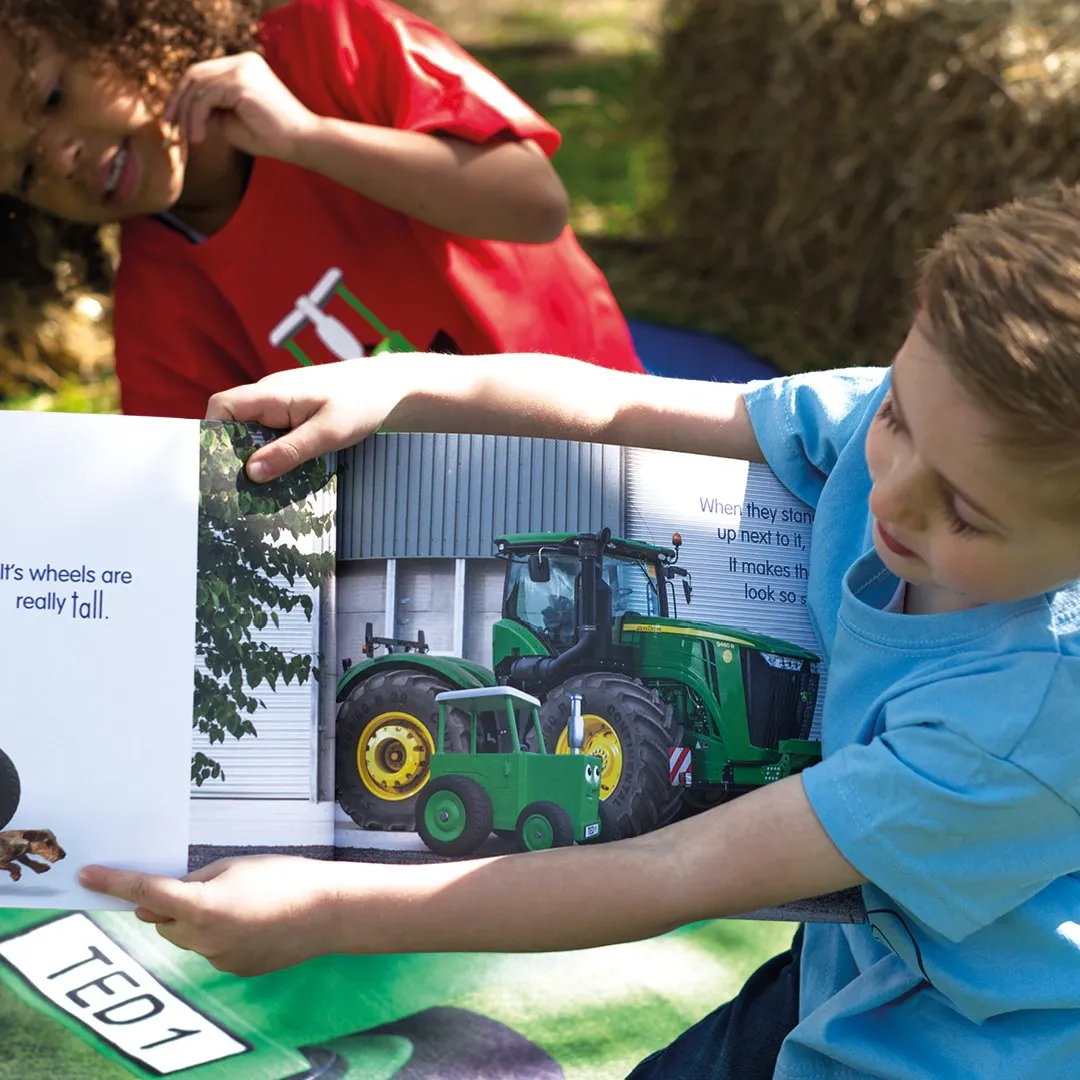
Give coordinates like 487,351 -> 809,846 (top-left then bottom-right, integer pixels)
415,686 -> 602,857
0,749 -> 20,831
335,528 -> 821,843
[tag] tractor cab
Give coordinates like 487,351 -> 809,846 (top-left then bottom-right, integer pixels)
497,530 -> 693,655
414,686 -> 603,857
491,529 -> 699,694
493,529 -> 693,670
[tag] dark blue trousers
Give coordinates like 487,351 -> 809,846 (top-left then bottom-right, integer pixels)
626,926 -> 803,1080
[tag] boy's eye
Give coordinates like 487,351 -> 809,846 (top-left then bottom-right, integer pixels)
944,501 -> 983,539
43,81 -> 64,114
877,396 -> 903,433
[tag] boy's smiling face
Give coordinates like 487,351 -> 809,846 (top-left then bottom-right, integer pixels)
864,317 -> 1080,609
0,31 -> 187,222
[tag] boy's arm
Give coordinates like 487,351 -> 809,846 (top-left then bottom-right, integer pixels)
174,2 -> 574,243
168,51 -> 568,244
290,125 -> 570,244
80,773 -> 864,976
205,354 -> 767,482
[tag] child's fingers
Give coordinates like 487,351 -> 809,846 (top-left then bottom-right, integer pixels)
186,79 -> 240,146
78,866 -> 195,920
165,56 -> 230,117
205,383 -> 305,428
245,414 -> 344,482
135,906 -> 174,925
165,57 -> 239,142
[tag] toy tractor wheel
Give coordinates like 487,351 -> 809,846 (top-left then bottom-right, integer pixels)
515,802 -> 575,853
416,777 -> 493,857
0,748 -> 20,832
533,673 -> 682,842
336,670 -> 469,831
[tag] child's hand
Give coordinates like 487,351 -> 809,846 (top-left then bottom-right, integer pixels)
205,361 -> 388,482
165,52 -> 319,162
78,856 -> 343,976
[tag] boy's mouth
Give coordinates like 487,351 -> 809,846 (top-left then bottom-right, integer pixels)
876,521 -> 917,560
101,137 -> 137,204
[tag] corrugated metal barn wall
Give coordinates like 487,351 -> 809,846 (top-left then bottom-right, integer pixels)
338,434 -> 625,560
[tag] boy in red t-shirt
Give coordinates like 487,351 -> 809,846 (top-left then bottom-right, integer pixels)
0,0 -> 643,418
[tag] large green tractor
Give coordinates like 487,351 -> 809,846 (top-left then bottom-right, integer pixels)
335,528 -> 821,840
0,749 -> 20,831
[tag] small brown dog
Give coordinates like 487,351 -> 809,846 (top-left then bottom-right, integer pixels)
0,830 -> 66,882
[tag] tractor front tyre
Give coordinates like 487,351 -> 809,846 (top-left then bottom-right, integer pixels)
0,749 -> 19,831
335,670 -> 468,831
515,802 -> 575,853
536,673 -> 682,842
416,777 -> 494,857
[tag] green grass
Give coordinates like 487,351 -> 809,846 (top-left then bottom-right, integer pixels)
449,920 -> 798,1079
476,46 -> 666,237
0,984 -> 130,1080
0,373 -> 119,413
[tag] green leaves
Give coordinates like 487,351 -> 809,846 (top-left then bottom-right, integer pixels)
192,424 -> 336,787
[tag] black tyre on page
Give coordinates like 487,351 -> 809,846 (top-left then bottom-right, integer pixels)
0,749 -> 20,831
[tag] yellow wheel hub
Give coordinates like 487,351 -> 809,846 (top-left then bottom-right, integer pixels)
555,714 -> 623,800
357,711 -> 435,801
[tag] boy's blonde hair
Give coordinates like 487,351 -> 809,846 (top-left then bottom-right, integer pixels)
916,183 -> 1080,500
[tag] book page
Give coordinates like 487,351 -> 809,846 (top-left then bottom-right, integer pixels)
0,414 -> 339,910
0,412 -> 199,910
333,433 -> 857,922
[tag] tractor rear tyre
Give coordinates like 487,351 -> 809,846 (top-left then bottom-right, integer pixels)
336,670 -> 468,831
515,801 -> 575,852
416,776 -> 494,857
0,749 -> 18,831
534,673 -> 682,842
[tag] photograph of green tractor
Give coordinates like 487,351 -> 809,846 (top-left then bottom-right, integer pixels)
415,686 -> 602,857
0,749 -> 19,832
335,528 -> 821,843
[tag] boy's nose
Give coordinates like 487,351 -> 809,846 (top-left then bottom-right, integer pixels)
35,126 -> 86,183
870,458 -> 930,534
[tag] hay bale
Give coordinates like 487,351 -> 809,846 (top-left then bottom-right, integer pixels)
654,0 -> 1080,373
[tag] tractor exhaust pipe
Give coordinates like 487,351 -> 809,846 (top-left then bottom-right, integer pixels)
567,693 -> 585,753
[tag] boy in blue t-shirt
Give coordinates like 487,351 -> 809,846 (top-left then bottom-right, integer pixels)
83,184 -> 1080,1079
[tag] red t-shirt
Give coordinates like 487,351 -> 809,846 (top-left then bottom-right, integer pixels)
114,0 -> 642,418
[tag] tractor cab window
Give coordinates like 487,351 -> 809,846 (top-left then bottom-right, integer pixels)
473,707 -> 521,754
503,551 -> 661,649
603,556 -> 661,620
504,553 -> 581,651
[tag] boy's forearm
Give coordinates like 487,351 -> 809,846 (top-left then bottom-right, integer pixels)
325,843 -> 686,957
385,354 -> 767,464
321,775 -> 864,958
289,118 -> 568,242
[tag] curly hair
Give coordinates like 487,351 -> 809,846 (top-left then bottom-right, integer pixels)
0,2 -> 263,398
0,0 -> 263,104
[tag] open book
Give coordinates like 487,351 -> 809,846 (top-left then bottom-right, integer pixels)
0,414 -> 860,924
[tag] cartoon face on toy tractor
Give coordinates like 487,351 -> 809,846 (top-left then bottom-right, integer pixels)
0,748 -> 20,832
415,687 -> 603,858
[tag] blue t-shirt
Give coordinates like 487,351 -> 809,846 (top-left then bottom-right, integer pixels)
744,368 -> 1080,1080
